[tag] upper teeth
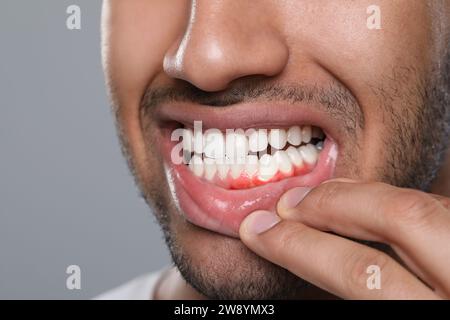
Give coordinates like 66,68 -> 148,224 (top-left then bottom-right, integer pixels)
204,129 -> 225,158
226,129 -> 249,163
248,129 -> 269,152
268,129 -> 287,150
301,125 -> 312,144
287,126 -> 302,146
183,125 -> 318,159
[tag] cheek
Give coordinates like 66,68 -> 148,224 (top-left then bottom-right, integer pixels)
103,0 -> 188,103
280,0 -> 431,178
102,0 -> 189,173
282,0 -> 430,89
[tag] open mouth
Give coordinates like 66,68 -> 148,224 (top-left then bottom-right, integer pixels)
183,125 -> 325,189
156,102 -> 339,237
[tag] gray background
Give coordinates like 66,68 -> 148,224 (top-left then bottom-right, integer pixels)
0,0 -> 170,299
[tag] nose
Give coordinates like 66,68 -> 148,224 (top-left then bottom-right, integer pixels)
163,0 -> 289,92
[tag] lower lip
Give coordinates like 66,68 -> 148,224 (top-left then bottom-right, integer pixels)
162,137 -> 337,238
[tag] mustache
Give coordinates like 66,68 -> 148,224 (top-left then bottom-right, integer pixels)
141,78 -> 364,131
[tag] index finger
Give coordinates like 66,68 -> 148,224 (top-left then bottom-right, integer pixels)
239,210 -> 437,299
276,181 -> 450,295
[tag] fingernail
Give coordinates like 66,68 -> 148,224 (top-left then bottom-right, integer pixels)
278,187 -> 312,210
242,210 -> 281,235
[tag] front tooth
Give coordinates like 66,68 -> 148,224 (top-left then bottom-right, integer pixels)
248,129 -> 268,152
258,154 -> 278,181
245,155 -> 259,177
225,129 -> 249,164
286,146 -> 303,167
287,126 -> 302,146
204,157 -> 217,181
203,129 -> 224,159
189,154 -> 204,177
235,129 -> 249,164
216,158 -> 229,180
274,151 -> 293,175
231,163 -> 244,179
193,129 -> 203,154
268,129 -> 287,150
301,126 -> 312,143
182,129 -> 194,153
298,144 -> 318,165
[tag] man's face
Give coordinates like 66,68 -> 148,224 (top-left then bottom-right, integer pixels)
101,0 -> 450,299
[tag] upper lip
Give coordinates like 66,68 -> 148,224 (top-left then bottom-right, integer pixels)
155,101 -> 342,145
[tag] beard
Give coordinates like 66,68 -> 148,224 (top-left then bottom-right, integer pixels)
114,48 -> 450,299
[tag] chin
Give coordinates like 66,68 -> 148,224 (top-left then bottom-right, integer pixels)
162,209 -> 311,300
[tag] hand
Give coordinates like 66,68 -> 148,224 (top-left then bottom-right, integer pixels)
239,179 -> 450,299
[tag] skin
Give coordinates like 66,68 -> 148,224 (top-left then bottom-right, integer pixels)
102,0 -> 450,299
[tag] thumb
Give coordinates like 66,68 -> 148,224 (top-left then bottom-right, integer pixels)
239,210 -> 289,263
239,210 -> 282,236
